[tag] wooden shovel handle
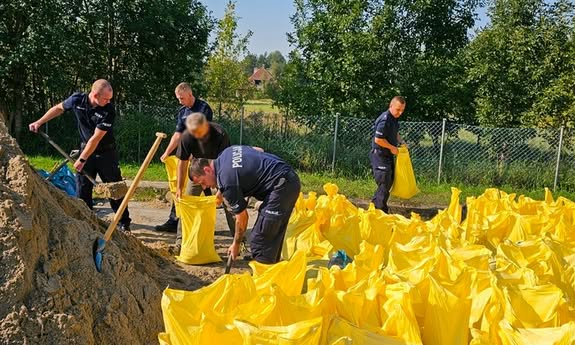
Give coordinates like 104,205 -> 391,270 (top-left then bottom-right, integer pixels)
103,132 -> 167,241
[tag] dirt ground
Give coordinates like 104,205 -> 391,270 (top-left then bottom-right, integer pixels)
94,199 -> 258,285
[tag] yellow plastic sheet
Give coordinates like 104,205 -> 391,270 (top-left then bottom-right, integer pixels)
391,146 -> 419,199
175,195 -> 221,264
164,155 -> 188,193
159,185 -> 575,345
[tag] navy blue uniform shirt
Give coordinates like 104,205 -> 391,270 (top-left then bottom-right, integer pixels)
214,146 -> 293,214
175,98 -> 213,133
62,92 -> 116,150
372,110 -> 399,156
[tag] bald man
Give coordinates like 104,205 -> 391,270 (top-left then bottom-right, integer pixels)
29,79 -> 131,231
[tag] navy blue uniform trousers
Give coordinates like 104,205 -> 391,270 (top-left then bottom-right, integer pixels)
369,150 -> 395,213
77,149 -> 131,226
249,170 -> 301,264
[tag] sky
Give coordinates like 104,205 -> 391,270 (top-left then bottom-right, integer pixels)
201,0 -> 491,57
202,0 -> 296,57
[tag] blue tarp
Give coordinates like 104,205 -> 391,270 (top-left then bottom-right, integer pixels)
38,166 -> 77,197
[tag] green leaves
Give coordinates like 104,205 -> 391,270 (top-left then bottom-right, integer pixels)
204,1 -> 254,114
1,0 -> 212,137
274,0 -> 478,123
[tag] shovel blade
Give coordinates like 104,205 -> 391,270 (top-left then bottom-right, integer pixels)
93,237 -> 106,272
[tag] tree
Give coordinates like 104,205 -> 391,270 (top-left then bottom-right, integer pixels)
274,0 -> 479,124
0,0 -> 212,138
243,53 -> 258,75
466,0 -> 575,128
204,1 -> 253,117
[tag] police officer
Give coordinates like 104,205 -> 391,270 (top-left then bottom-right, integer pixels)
155,82 -> 214,232
370,96 -> 406,213
29,79 -> 131,231
168,112 -> 236,253
190,146 -> 301,264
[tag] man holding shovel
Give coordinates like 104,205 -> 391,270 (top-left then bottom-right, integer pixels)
29,79 -> 131,231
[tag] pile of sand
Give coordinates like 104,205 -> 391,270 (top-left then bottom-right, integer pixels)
0,121 -> 204,345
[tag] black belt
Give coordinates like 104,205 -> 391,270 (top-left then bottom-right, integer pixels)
81,142 -> 116,154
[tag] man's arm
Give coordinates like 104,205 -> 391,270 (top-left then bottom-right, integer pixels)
161,132 -> 182,162
74,128 -> 107,171
176,158 -> 188,199
228,209 -> 249,260
374,137 -> 398,155
29,103 -> 65,132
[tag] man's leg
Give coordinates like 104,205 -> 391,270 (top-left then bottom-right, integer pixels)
248,172 -> 301,264
175,180 -> 204,247
98,150 -> 131,228
76,156 -> 97,209
370,152 -> 394,213
155,203 -> 178,232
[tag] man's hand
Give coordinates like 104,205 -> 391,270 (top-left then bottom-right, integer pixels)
175,189 -> 182,200
160,152 -> 169,163
390,146 -> 399,155
28,122 -> 42,133
74,159 -> 85,172
215,191 -> 223,206
228,241 -> 241,260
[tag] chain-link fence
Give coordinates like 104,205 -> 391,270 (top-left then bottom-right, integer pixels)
19,102 -> 575,191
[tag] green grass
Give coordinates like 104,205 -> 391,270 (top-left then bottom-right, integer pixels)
243,99 -> 278,114
29,155 -> 575,207
29,155 -> 168,181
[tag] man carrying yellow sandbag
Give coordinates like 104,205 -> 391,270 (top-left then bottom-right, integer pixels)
190,146 -> 301,264
166,112 -> 235,255
370,96 -> 406,213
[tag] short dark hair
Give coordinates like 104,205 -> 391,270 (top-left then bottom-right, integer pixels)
189,158 -> 211,179
391,96 -> 406,105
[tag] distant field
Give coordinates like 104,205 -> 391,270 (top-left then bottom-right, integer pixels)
243,99 -> 279,114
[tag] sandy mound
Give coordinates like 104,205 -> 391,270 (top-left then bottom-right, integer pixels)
0,121 -> 204,345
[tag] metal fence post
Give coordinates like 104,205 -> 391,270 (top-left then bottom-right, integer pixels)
437,118 -> 447,184
331,113 -> 340,174
138,100 -> 142,162
240,106 -> 244,145
553,126 -> 564,192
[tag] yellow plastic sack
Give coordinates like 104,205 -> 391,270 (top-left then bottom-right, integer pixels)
175,195 -> 221,264
234,317 -> 323,345
326,316 -> 406,345
164,155 -> 189,193
159,274 -> 255,345
250,251 -> 307,296
422,270 -> 473,345
282,193 -> 318,260
391,146 -> 419,199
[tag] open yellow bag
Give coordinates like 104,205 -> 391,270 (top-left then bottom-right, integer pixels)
164,155 -> 188,193
175,195 -> 222,264
391,146 -> 419,199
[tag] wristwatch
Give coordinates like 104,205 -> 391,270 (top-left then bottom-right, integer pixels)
79,158 -> 86,163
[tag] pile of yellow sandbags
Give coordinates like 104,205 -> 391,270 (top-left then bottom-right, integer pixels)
159,184 -> 575,345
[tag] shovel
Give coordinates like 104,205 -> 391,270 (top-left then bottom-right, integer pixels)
93,132 -> 167,272
224,255 -> 233,274
37,130 -> 128,200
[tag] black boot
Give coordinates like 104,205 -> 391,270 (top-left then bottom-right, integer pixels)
154,220 -> 178,233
